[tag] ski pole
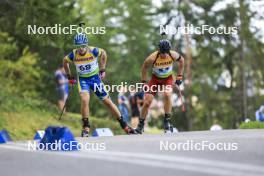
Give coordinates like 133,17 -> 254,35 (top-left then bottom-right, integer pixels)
58,85 -> 73,121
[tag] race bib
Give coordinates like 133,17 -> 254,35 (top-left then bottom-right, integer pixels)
152,66 -> 173,76
75,60 -> 98,75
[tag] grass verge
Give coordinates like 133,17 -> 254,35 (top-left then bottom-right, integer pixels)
239,121 -> 264,129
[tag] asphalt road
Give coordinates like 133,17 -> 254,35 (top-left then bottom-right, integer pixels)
0,129 -> 264,176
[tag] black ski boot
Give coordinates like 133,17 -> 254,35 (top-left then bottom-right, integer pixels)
135,118 -> 145,134
118,116 -> 137,135
81,128 -> 90,137
164,114 -> 173,133
81,118 -> 90,137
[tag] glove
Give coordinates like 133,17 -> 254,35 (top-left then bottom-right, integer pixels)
99,69 -> 106,79
67,74 -> 76,85
175,75 -> 183,86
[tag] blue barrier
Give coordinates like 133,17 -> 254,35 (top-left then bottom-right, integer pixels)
33,130 -> 45,140
0,130 -> 12,144
39,126 -> 79,151
92,128 -> 114,137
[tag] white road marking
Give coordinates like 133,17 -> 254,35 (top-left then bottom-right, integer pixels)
0,142 -> 264,176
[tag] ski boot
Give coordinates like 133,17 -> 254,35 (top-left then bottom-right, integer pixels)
118,116 -> 138,135
135,118 -> 145,134
81,118 -> 90,137
81,128 -> 90,137
164,114 -> 174,133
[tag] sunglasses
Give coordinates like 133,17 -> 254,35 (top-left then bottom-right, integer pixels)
76,45 -> 87,50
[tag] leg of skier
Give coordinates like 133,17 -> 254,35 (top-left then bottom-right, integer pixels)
80,92 -> 91,137
163,89 -> 174,133
103,97 -> 137,134
135,93 -> 154,134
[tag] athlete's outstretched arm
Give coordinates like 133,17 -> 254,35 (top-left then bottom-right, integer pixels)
141,55 -> 154,82
63,58 -> 71,76
99,49 -> 107,70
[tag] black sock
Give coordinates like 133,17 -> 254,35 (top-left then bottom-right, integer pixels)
139,118 -> 145,124
82,118 -> 90,128
164,114 -> 171,121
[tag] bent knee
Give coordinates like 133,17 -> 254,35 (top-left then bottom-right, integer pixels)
144,94 -> 153,107
80,93 -> 89,102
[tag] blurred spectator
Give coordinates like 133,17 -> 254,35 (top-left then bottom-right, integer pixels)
136,91 -> 144,107
255,105 -> 264,122
118,86 -> 130,123
129,89 -> 144,128
55,64 -> 69,112
210,119 -> 223,131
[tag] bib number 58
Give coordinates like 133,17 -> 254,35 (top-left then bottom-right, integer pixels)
79,65 -> 91,71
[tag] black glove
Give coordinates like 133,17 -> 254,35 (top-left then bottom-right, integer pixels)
175,75 -> 183,86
